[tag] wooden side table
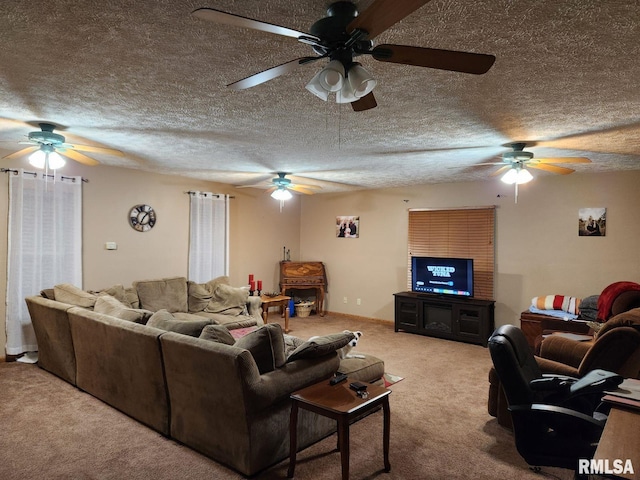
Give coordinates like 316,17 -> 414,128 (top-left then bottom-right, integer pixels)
260,294 -> 291,333
288,377 -> 391,480
593,406 -> 640,480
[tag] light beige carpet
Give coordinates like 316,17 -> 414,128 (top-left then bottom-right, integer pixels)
0,313 -> 573,480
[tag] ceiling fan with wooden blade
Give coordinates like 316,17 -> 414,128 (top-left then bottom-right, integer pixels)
192,0 -> 495,111
240,172 -> 322,196
472,142 -> 591,203
477,142 -> 592,180
2,122 -> 124,168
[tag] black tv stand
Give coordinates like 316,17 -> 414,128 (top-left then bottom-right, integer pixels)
394,291 -> 495,347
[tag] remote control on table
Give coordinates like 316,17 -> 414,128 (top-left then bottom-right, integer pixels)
330,372 -> 348,385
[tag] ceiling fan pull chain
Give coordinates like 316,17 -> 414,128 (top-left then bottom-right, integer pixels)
338,101 -> 342,150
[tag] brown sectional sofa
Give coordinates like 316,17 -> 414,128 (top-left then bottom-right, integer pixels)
25,276 -> 385,476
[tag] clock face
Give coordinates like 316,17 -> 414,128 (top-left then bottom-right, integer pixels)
129,204 -> 156,232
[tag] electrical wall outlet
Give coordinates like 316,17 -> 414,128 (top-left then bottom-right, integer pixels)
105,242 -> 117,250
343,297 -> 348,304
356,298 -> 361,305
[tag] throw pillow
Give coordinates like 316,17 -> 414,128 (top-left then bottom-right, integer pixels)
188,276 -> 230,312
134,277 -> 188,313
205,283 -> 249,316
94,295 -> 151,324
147,309 -> 212,337
199,324 -> 236,345
286,332 -> 355,363
235,323 -> 285,374
53,284 -> 97,308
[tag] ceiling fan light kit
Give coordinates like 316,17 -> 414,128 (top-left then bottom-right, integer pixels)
500,167 -> 533,185
3,122 -> 123,170
28,145 -> 66,170
271,187 -> 293,201
306,60 -> 376,104
193,0 -> 495,112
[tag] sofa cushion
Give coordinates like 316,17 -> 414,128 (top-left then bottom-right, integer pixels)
53,284 -> 97,308
199,324 -> 236,345
235,323 -> 285,374
286,332 -> 354,363
134,277 -> 188,313
339,354 -> 385,383
188,276 -> 230,313
205,283 -> 249,316
147,309 -> 211,337
94,295 -> 152,324
124,287 -> 140,309
40,288 -> 55,300
96,284 -> 132,307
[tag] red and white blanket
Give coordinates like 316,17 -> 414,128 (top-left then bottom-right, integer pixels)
531,295 -> 581,315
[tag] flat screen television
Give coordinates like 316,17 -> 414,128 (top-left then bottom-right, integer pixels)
411,256 -> 474,297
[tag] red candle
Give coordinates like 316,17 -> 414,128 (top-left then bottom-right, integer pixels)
257,280 -> 262,290
248,274 -> 254,284
250,281 -> 255,291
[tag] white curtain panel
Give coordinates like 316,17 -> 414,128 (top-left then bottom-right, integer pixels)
6,171 -> 83,355
188,192 -> 229,283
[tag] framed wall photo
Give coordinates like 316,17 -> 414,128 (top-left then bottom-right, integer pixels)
578,208 -> 606,236
336,216 -> 359,238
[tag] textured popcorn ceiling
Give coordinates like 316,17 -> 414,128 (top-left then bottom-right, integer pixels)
1,0 -> 639,192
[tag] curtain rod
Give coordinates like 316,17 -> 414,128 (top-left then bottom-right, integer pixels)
185,190 -> 235,199
1,168 -> 89,183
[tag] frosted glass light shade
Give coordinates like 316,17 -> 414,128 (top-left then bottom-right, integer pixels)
29,149 -> 66,170
501,167 -> 533,184
47,151 -> 66,169
271,188 -> 292,200
347,63 -> 376,98
305,60 -> 345,101
336,80 -> 358,104
318,60 -> 345,92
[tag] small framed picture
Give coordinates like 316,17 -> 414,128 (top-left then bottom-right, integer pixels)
578,208 -> 606,236
336,216 -> 359,238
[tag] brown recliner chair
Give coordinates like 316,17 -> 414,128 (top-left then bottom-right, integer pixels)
488,308 -> 640,428
537,308 -> 640,379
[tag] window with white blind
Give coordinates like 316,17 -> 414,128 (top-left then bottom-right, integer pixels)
408,207 -> 495,300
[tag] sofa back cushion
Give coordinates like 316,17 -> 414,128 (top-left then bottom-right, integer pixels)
94,284 -> 133,307
26,296 -> 77,385
94,295 -> 152,324
188,276 -> 230,313
134,277 -> 188,313
205,284 -> 249,315
53,283 -> 97,308
147,309 -> 212,337
68,308 -> 170,435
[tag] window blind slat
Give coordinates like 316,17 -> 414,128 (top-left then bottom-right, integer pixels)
408,208 -> 495,300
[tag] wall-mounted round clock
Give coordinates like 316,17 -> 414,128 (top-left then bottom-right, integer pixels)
129,204 -> 156,232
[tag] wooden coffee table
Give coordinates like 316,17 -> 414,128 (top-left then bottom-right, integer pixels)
260,294 -> 291,333
288,377 -> 391,480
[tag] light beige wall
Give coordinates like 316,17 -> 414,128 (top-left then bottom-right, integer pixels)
299,170 -> 640,327
81,165 -> 300,291
0,159 -> 300,359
